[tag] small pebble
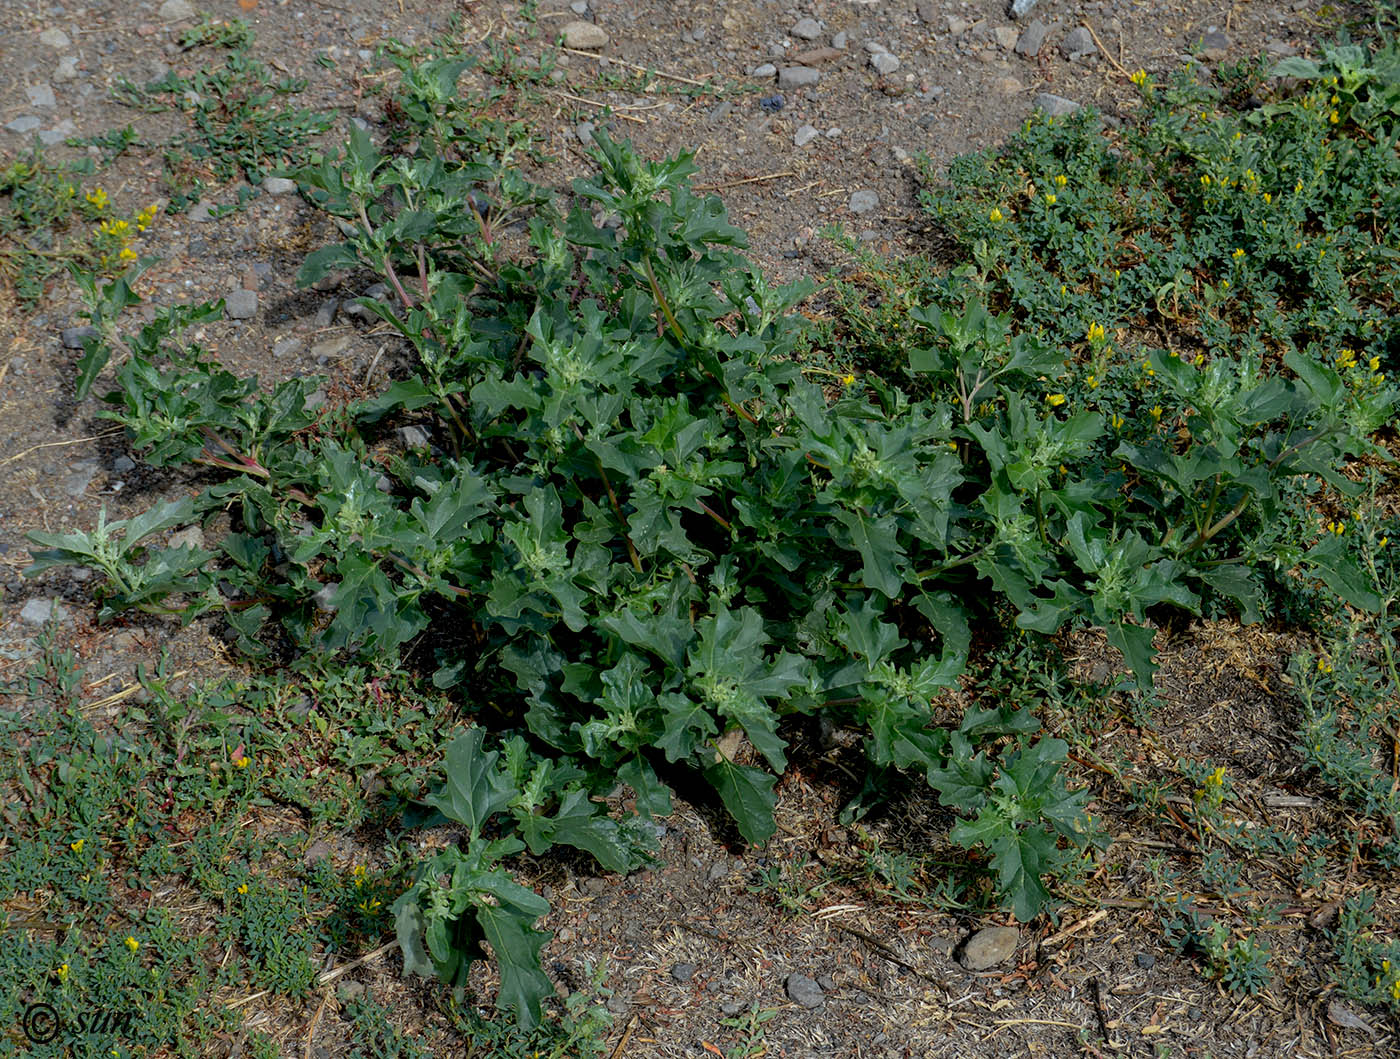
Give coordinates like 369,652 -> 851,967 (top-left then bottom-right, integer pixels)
21,598 -> 69,626
670,962 -> 696,983
758,94 -> 784,112
562,20 -> 609,49
61,325 -> 98,349
794,124 -> 820,147
848,189 -> 879,214
5,116 -> 42,134
960,926 -> 1020,970
262,176 -> 298,195
224,289 -> 259,320
158,0 -> 195,20
1136,953 -> 1156,970
25,84 -> 57,108
785,973 -> 824,1009
750,62 -> 777,78
39,28 -> 72,49
790,17 -> 823,41
777,66 -> 820,89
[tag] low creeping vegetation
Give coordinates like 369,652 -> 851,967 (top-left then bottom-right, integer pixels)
22,28 -> 1400,1029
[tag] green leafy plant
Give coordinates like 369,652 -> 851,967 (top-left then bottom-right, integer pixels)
111,17 -> 332,211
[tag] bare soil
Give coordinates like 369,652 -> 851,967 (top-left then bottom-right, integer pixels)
2,0 -> 1397,1056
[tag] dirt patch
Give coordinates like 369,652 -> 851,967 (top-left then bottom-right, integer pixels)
2,0 -> 1395,1056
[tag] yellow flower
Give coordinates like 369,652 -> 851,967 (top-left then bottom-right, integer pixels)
58,963 -> 70,983
989,207 -> 1004,222
1046,393 -> 1066,407
841,373 -> 856,386
1392,979 -> 1400,1001
1086,374 -> 1098,389
1209,766 -> 1225,786
1329,111 -> 1339,124
85,187 -> 108,209
1200,174 -> 1212,187
1150,405 -> 1163,421
1060,284 -> 1067,296
119,247 -> 137,263
71,839 -> 85,853
1379,537 -> 1388,549
125,937 -> 139,952
1232,248 -> 1245,261
1327,521 -> 1345,535
237,883 -> 249,895
1194,354 -> 1205,366
1317,657 -> 1333,674
1129,69 -> 1148,86
1263,192 -> 1272,204
1086,322 -> 1106,344
1110,414 -> 1125,429
1337,349 -> 1357,369
1295,179 -> 1304,193
1221,279 -> 1230,289
1044,193 -> 1057,204
353,865 -> 368,888
233,755 -> 250,769
1054,174 -> 1068,187
1368,356 -> 1381,372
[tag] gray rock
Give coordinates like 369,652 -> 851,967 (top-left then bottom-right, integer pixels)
1135,952 -> 1156,969
187,201 -> 213,223
816,973 -> 835,991
570,0 -> 589,12
38,121 -> 76,147
225,289 -> 258,320
605,992 -> 630,1015
750,62 -> 777,78
63,460 -> 99,497
848,190 -> 879,215
832,30 -> 848,49
158,0 -> 195,20
947,15 -> 970,35
272,337 -> 304,358
777,66 -> 820,89
1198,28 -> 1229,60
791,18 -> 823,41
312,584 -> 338,612
1015,19 -> 1049,56
1265,40 -> 1299,57
61,325 -> 98,349
25,84 -> 57,108
1009,0 -> 1039,19
168,525 -> 204,551
670,962 -> 696,983
1062,27 -> 1096,59
306,388 -> 327,410
794,124 -> 820,147
562,20 -> 609,49
5,116 -> 42,135
21,598 -> 69,626
112,455 -> 136,473
916,2 -> 938,23
1032,92 -> 1081,117
960,926 -> 1020,970
53,57 -> 80,83
364,283 -> 389,301
40,28 -> 72,49
869,50 -> 900,76
262,176 -> 297,195
314,299 -> 339,327
398,425 -> 431,449
707,100 -> 733,123
825,126 -> 842,138
575,120 -> 596,144
785,973 -> 824,1009
994,26 -> 1020,49
720,999 -> 745,1016
311,336 -> 353,360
